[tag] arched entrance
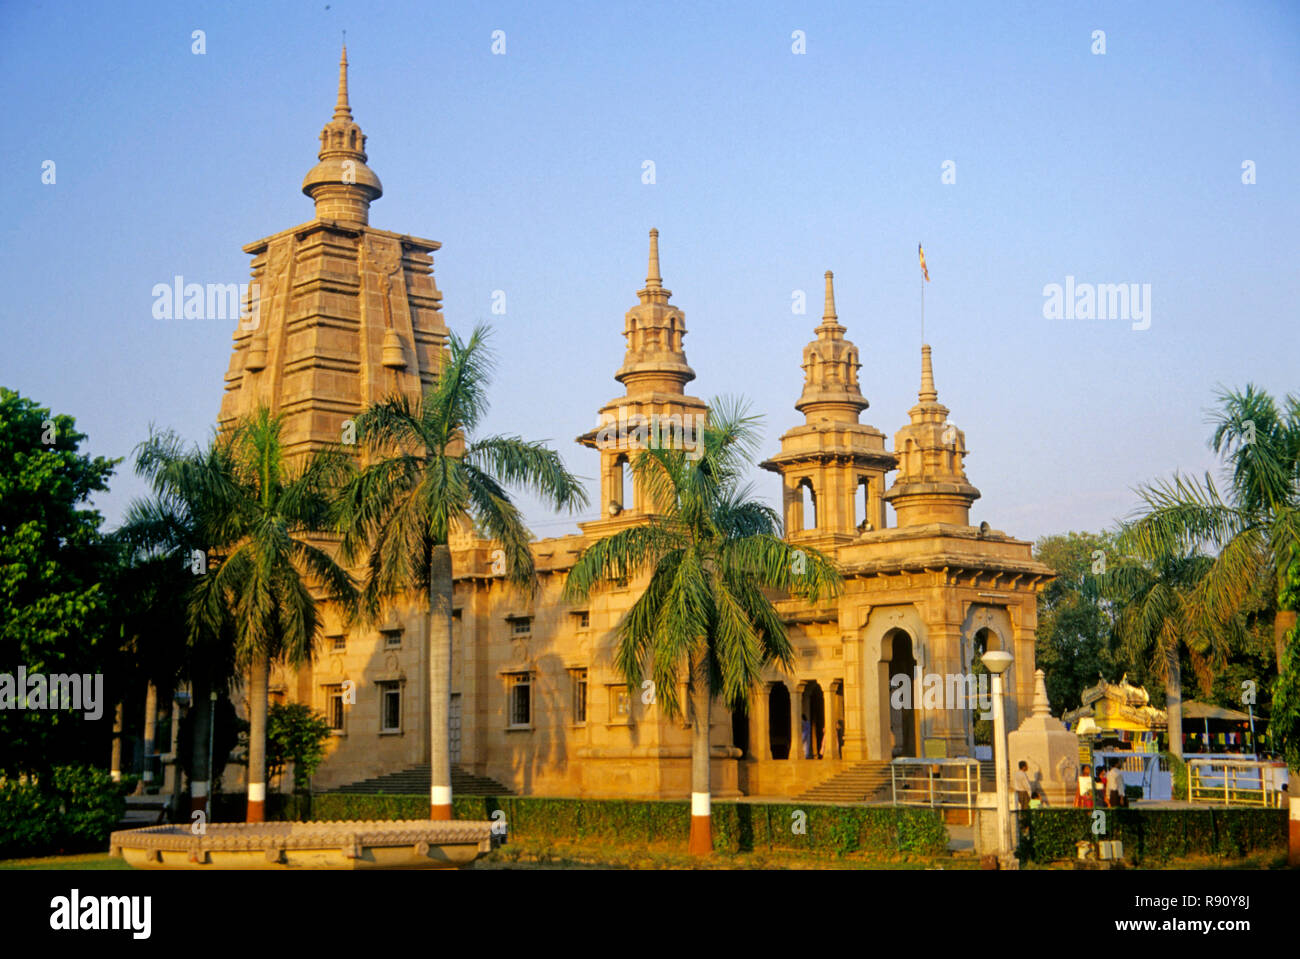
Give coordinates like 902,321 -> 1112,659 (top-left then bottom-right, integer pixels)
801,682 -> 825,758
768,683 -> 791,760
885,628 -> 918,758
731,702 -> 749,758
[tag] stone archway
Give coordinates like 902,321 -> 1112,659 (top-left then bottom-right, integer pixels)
885,629 -> 918,758
961,604 -> 1019,732
860,605 -> 928,761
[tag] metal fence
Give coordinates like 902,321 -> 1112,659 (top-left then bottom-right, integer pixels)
1187,758 -> 1287,807
890,757 -> 980,813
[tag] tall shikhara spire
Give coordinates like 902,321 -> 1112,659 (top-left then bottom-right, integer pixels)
221,47 -> 448,459
302,45 -> 383,224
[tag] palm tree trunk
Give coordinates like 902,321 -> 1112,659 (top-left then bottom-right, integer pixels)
110,701 -> 123,782
189,681 -> 211,817
1165,646 -> 1183,760
246,653 -> 269,822
141,683 -> 158,794
688,650 -> 712,856
429,543 -> 454,820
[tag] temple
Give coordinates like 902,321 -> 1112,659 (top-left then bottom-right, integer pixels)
219,50 -> 1053,801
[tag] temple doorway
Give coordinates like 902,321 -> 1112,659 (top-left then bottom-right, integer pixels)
885,628 -> 918,757
801,682 -> 825,758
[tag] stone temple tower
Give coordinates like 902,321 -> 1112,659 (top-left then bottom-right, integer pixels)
576,230 -> 709,535
760,272 -> 896,550
218,46 -> 449,453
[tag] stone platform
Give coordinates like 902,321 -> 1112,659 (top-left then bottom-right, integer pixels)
110,820 -> 498,870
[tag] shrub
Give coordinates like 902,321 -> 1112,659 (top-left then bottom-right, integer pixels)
279,793 -> 947,857
1019,807 -> 1286,865
0,765 -> 125,859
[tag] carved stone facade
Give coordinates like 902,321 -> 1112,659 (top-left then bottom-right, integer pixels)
219,50 -> 1053,800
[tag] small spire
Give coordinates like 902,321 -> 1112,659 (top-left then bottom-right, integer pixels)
334,44 -> 352,121
822,271 -> 837,322
919,344 -> 938,402
646,229 -> 662,289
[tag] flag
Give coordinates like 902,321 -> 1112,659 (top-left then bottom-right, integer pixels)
918,243 -> 930,282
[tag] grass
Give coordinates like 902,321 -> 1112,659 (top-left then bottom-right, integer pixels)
476,837 -> 976,870
0,852 -> 130,870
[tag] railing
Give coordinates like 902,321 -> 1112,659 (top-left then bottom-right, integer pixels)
1187,758 -> 1287,807
890,758 -> 980,812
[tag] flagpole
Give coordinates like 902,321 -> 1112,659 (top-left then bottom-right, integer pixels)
921,268 -> 925,347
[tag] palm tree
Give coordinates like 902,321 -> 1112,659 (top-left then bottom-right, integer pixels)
563,399 -> 841,856
1096,551 -> 1227,758
1120,385 -> 1299,860
119,428 -> 238,814
337,325 -> 589,819
132,408 -> 357,821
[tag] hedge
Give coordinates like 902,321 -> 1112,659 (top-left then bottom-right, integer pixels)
1018,808 -> 1287,865
278,794 -> 949,857
0,766 -> 126,859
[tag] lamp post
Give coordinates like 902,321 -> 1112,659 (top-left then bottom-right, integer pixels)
981,650 -> 1014,859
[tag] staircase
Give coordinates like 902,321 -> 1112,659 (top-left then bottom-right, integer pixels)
328,764 -> 513,796
795,761 -> 894,804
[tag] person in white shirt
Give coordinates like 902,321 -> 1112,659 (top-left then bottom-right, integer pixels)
1106,763 -> 1125,807
1013,761 -> 1032,809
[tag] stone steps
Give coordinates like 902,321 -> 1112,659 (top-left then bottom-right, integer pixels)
795,761 -> 894,803
329,764 -> 514,796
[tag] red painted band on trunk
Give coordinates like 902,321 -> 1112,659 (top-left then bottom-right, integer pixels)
688,814 -> 712,856
1289,820 -> 1300,867
246,800 -> 265,823
430,804 -> 453,821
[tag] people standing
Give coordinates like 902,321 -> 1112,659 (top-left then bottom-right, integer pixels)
1106,762 -> 1125,808
1013,760 -> 1032,810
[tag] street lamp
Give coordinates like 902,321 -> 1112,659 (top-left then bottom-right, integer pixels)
981,650 -> 1014,859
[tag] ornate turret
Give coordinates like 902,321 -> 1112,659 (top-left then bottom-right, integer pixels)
882,344 -> 980,527
762,272 -> 895,543
612,229 -> 697,396
578,230 -> 708,529
301,46 -> 383,225
794,271 -> 870,424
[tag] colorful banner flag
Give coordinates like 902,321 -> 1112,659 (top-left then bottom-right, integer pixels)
918,243 -> 930,282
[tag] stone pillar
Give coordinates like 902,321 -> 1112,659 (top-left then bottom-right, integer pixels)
828,682 -> 842,760
750,683 -> 771,760
790,682 -> 805,761
842,630 -> 868,761
141,683 -> 158,792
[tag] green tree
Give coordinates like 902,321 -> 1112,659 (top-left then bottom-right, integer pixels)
1032,531 -> 1118,714
563,399 -> 841,856
1120,386 -> 1299,857
132,408 -> 357,820
337,325 -> 588,819
0,388 -> 118,776
264,702 -> 333,792
1097,551 -> 1227,758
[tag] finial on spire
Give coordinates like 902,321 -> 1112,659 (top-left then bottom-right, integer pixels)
919,344 -> 938,402
822,271 -> 837,322
334,43 -> 352,121
646,229 -> 662,289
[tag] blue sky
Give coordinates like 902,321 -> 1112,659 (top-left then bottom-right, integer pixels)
2,0 -> 1296,543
